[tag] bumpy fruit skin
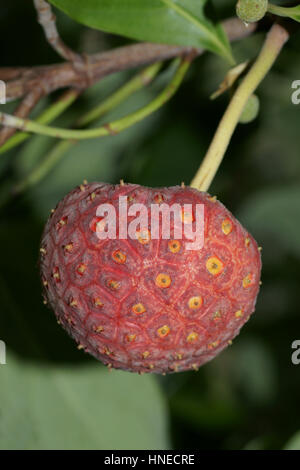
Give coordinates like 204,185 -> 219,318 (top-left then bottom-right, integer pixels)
236,0 -> 268,23
40,182 -> 261,374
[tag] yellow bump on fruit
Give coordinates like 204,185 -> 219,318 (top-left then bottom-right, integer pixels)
208,195 -> 217,203
181,182 -> 185,188
83,179 -> 88,185
235,309 -> 243,318
192,364 -> 199,371
170,363 -> 179,372
56,216 -> 68,230
112,249 -> 126,264
126,334 -> 136,343
245,237 -> 251,247
43,299 -> 47,305
132,303 -> 146,315
77,344 -> 84,350
142,351 -> 150,359
213,310 -> 222,322
174,352 -> 183,360
181,207 -> 194,224
64,242 -> 73,253
136,229 -> 151,245
258,246 -> 263,251
148,364 -> 154,370
186,332 -> 198,343
206,256 -> 224,276
51,209 -> 55,214
52,267 -> 60,282
94,325 -> 104,333
120,179 -> 125,186
107,363 -> 112,371
69,298 -> 78,307
259,281 -> 262,286
40,247 -> 47,255
154,193 -> 164,204
103,347 -> 111,356
188,296 -> 203,310
168,240 -> 181,254
90,192 -> 96,200
157,325 -> 170,338
127,194 -> 135,203
243,273 -> 254,289
228,340 -> 233,345
43,280 -> 48,287
94,297 -> 103,308
107,279 -> 120,290
155,273 -> 171,288
79,184 -> 85,192
222,218 -> 233,235
77,263 -> 87,275
208,340 -> 220,350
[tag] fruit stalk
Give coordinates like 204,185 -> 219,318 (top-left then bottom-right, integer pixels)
190,23 -> 289,192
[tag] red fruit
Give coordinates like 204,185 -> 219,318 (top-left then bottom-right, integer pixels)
40,182 -> 261,374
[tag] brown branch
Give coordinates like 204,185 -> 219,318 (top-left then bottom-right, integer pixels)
0,17 -> 256,146
4,19 -> 257,103
0,88 -> 44,145
33,0 -> 82,64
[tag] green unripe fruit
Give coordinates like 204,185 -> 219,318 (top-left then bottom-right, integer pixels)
236,0 -> 268,23
239,94 -> 260,124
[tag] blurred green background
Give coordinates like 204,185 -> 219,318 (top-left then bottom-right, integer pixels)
0,0 -> 300,450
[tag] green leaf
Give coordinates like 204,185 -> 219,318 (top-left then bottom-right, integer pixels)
0,354 -> 168,449
49,0 -> 234,63
284,431 -> 300,450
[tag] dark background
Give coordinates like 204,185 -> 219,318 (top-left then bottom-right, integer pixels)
0,0 -> 299,450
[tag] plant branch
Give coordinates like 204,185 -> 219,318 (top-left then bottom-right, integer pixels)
33,0 -> 82,63
0,89 -> 80,154
11,62 -> 163,194
0,62 -> 162,155
190,23 -> 289,192
0,88 -> 44,146
3,18 -> 256,103
0,56 -> 193,140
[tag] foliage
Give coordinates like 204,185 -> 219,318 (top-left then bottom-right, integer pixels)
0,0 -> 300,450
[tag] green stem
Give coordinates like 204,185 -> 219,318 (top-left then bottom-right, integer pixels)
11,62 -> 164,195
14,140 -> 73,194
190,24 -> 289,192
0,63 -> 162,155
0,89 -> 80,154
0,58 -> 191,141
76,62 -> 162,127
267,3 -> 300,18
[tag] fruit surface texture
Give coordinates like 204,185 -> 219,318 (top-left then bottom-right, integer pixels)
40,182 -> 261,374
236,0 -> 268,23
